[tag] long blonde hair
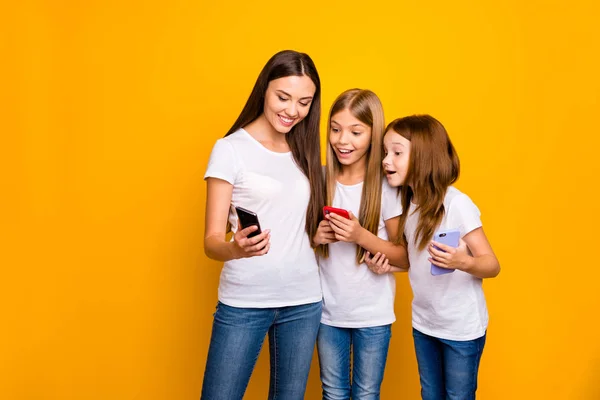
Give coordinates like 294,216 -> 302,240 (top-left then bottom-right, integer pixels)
386,115 -> 460,251
316,89 -> 385,263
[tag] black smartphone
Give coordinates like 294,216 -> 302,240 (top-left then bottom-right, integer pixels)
234,206 -> 262,238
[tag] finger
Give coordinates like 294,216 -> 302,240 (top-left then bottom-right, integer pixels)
428,245 -> 450,259
430,253 -> 450,263
329,223 -> 348,236
243,229 -> 271,246
334,233 -> 347,242
431,241 -> 454,253
326,217 -> 345,230
370,252 -> 382,264
250,242 -> 271,257
381,258 -> 390,272
238,224 -> 259,238
366,252 -> 378,264
429,257 -> 449,268
317,233 -> 336,243
329,212 -> 352,227
348,211 -> 359,222
246,236 -> 270,253
238,230 -> 267,248
374,262 -> 386,274
377,254 -> 388,268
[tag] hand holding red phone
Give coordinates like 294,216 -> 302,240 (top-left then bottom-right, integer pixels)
232,220 -> 271,259
313,220 -> 337,245
326,210 -> 365,244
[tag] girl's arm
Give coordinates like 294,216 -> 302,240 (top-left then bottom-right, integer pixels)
327,212 -> 409,268
428,227 -> 500,279
204,178 -> 271,262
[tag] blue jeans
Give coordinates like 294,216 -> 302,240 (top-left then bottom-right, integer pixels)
317,324 -> 392,400
200,301 -> 322,400
412,328 -> 486,400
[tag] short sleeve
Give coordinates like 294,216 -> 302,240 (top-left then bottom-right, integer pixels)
447,194 -> 482,237
204,139 -> 239,185
381,181 -> 402,221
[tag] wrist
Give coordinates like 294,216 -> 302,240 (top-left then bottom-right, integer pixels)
229,241 -> 243,260
460,255 -> 475,272
356,227 -> 368,246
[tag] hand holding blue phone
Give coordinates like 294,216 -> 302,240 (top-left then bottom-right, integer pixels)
430,229 -> 460,275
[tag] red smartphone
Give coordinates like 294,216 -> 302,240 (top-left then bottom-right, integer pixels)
323,206 -> 350,219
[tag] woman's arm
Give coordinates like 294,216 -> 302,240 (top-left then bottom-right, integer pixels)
204,178 -> 271,262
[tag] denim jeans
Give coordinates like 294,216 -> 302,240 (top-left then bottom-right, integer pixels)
317,324 -> 392,400
412,328 -> 487,400
200,301 -> 322,400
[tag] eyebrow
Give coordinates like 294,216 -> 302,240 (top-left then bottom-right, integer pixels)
331,120 -> 365,128
276,90 -> 313,101
391,142 -> 405,147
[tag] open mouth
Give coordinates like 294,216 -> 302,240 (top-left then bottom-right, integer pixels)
385,169 -> 397,176
337,148 -> 354,156
278,115 -> 295,127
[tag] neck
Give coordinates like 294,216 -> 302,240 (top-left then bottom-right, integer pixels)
338,158 -> 367,185
245,114 -> 287,145
409,186 -> 419,204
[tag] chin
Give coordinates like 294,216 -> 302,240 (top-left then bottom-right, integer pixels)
386,176 -> 401,187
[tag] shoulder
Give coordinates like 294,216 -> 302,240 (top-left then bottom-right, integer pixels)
211,129 -> 250,155
220,129 -> 248,146
445,187 -> 480,215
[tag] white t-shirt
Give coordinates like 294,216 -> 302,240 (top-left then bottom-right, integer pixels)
203,129 -> 322,308
319,180 -> 402,328
406,186 -> 488,341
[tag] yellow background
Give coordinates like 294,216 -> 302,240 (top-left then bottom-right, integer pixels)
2,0 -> 599,399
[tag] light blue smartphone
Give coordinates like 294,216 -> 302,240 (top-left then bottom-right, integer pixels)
430,229 -> 461,276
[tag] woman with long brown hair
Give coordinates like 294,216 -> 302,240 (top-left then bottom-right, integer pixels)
367,114 -> 500,400
201,50 -> 325,400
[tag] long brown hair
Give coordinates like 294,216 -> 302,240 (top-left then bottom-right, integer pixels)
387,115 -> 460,251
317,89 -> 385,263
224,50 -> 325,245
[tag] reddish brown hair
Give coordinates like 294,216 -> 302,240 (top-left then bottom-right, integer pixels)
386,115 -> 460,250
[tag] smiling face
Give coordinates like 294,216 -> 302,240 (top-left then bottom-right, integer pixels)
328,107 -> 372,169
262,75 -> 316,134
382,129 -> 411,187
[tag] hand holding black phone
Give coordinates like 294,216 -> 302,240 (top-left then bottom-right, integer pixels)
234,206 -> 262,238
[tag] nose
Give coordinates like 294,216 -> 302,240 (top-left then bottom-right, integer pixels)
338,130 -> 351,145
285,102 -> 298,118
382,153 -> 391,167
